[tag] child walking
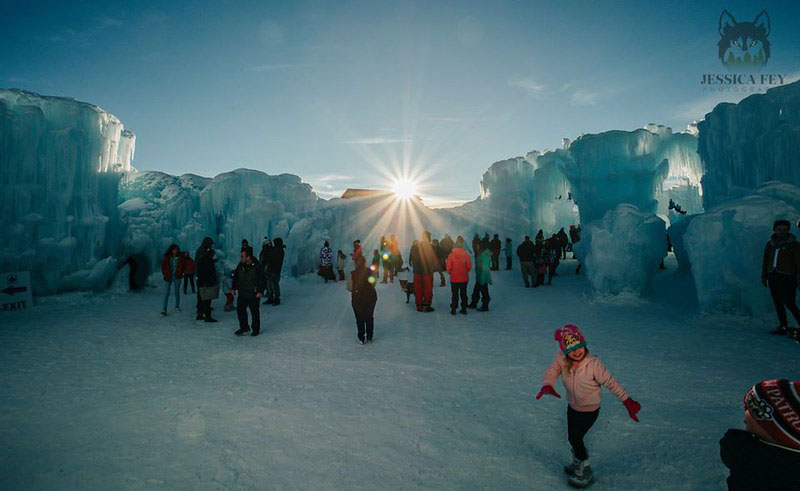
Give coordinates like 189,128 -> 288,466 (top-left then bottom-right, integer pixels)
535,325 -> 641,487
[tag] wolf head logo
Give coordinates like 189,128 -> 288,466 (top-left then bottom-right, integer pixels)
718,10 -> 771,70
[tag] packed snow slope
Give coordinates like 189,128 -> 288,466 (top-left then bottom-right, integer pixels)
1,258 -> 797,490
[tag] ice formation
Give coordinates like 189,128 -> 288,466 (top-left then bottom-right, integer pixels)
0,89 -> 134,294
666,213 -> 697,271
563,129 -> 670,225
573,204 -> 667,296
676,80 -> 800,313
698,80 -> 800,208
683,182 -> 800,315
4,79 -> 799,308
531,149 -> 578,234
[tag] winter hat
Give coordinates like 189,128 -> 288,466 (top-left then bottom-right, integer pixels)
773,219 -> 791,230
554,324 -> 586,355
744,379 -> 800,450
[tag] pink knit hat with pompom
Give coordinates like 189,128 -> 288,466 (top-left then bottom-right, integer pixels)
554,324 -> 586,354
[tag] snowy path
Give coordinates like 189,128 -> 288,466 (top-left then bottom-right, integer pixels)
1,258 -> 799,490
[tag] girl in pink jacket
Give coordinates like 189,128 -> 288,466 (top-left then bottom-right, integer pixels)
536,324 -> 641,487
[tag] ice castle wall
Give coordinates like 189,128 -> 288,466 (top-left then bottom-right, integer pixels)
0,89 -> 134,294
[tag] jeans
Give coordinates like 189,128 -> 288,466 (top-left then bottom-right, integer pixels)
267,272 -> 281,300
163,279 -> 180,311
183,274 -> 195,294
520,261 -> 535,286
567,406 -> 599,461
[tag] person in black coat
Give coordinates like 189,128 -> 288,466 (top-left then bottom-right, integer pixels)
472,234 -> 481,261
517,236 -> 535,287
489,234 -> 502,271
231,246 -> 267,336
195,236 -> 218,323
265,237 -> 285,305
348,255 -> 378,344
720,379 -> 800,489
439,234 -> 454,261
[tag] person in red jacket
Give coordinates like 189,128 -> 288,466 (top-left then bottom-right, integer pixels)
160,244 -> 186,316
409,231 -> 438,312
180,251 -> 196,294
536,325 -> 641,487
446,236 -> 472,315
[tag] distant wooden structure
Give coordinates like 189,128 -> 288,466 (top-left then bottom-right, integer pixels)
341,188 -> 391,199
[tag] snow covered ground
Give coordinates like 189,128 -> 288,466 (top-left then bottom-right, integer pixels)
1,256 -> 798,490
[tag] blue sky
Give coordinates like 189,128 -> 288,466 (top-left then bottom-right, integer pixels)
2,0 -> 799,206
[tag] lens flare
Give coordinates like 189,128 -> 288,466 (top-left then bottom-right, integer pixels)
393,179 -> 417,200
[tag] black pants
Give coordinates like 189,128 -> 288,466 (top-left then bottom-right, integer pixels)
506,256 -> 512,270
491,254 -> 499,271
355,317 -> 374,341
450,282 -> 468,309
768,272 -> 800,327
353,302 -> 376,341
183,274 -> 195,294
383,263 -> 394,283
470,282 -> 490,307
237,296 -> 261,332
567,406 -> 599,461
199,298 -> 212,319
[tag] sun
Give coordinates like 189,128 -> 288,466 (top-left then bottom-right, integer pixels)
392,179 -> 418,200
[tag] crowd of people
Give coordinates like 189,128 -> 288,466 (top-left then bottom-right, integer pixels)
156,236 -> 286,337
312,227 -> 587,347
140,218 -> 800,488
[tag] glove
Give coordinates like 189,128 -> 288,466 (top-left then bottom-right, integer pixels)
623,398 -> 641,422
535,385 -> 561,400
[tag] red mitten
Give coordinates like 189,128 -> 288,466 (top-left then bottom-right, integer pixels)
535,385 -> 561,400
623,398 -> 641,422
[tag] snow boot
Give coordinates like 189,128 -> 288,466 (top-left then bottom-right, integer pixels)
235,327 -> 251,336
161,310 -> 167,316
478,305 -> 489,312
196,314 -> 204,320
467,303 -> 477,309
450,308 -> 456,315
460,307 -> 467,315
424,306 -> 435,313
272,299 -> 280,306
564,456 -> 582,476
251,329 -> 260,337
568,460 -> 594,488
769,326 -> 788,336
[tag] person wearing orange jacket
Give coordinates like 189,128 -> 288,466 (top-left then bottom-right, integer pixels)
160,244 -> 186,316
446,236 -> 472,315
